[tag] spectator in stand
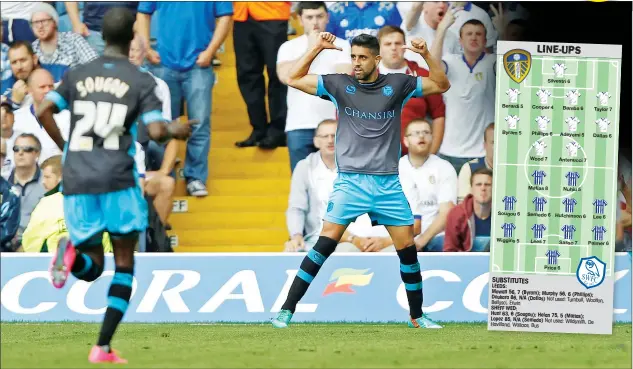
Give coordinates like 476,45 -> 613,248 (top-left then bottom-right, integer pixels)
7,133 -> 46,242
1,27 -> 11,82
2,41 -> 40,108
284,120 -> 337,252
458,122 -> 494,203
137,1 -> 233,197
0,172 -> 20,252
21,155 -> 114,253
277,1 -> 351,172
444,167 -> 492,252
326,1 -> 402,43
400,1 -> 461,67
65,1 -> 139,55
376,25 -> 445,155
1,101 -> 22,179
30,3 -> 98,82
12,68 -> 70,164
432,19 -> 496,174
233,2 -> 290,150
399,119 -> 456,252
447,2 -> 497,53
1,2 -> 40,44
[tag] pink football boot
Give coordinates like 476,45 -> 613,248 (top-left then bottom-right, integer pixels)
49,237 -> 76,289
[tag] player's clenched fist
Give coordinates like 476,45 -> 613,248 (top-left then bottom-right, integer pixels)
403,38 -> 428,55
316,32 -> 342,51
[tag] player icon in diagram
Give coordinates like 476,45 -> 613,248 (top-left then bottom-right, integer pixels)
565,117 -> 581,132
505,115 -> 520,129
565,89 -> 581,105
535,116 -> 551,132
552,62 -> 567,77
536,88 -> 552,104
596,91 -> 611,106
532,140 -> 547,156
506,88 -> 521,103
595,118 -> 611,132
565,141 -> 581,157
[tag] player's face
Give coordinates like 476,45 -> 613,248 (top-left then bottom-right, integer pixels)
1,107 -> 14,132
351,46 -> 380,82
9,46 -> 37,81
300,7 -> 329,35
459,24 -> 486,54
12,137 -> 39,168
31,12 -> 57,41
484,127 -> 494,163
424,2 -> 449,28
314,123 -> 337,156
379,32 -> 405,68
471,174 -> 492,204
42,166 -> 61,191
404,122 -> 432,155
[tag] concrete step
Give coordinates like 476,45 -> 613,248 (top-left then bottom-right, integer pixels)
172,195 -> 288,213
168,228 -> 288,246
170,212 -> 285,229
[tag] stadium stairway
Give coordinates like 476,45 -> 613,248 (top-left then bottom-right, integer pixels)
166,27 -> 301,253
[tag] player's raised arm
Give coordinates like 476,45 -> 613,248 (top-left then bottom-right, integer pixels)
404,38 -> 451,96
286,32 -> 342,95
37,94 -> 66,151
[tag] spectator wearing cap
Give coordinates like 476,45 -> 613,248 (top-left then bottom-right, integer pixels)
30,2 -> 98,82
7,133 -> 46,241
12,68 -> 70,164
137,1 -> 233,197
1,100 -> 22,179
65,1 -> 139,55
1,41 -> 40,108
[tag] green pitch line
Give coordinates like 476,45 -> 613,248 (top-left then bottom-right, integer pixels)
1,323 -> 630,368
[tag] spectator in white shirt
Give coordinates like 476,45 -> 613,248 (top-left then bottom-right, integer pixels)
446,2 -> 497,52
457,122 -> 494,203
432,18 -> 495,174
284,119 -> 337,252
276,1 -> 351,172
1,101 -> 22,179
399,119 -> 457,252
11,68 -> 69,164
400,1 -> 461,68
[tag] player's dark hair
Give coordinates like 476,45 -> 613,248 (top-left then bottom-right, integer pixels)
102,7 -> 135,47
459,19 -> 486,37
377,25 -> 405,43
296,2 -> 327,16
351,34 -> 380,56
484,122 -> 495,142
8,40 -> 35,56
15,133 -> 42,152
471,167 -> 493,186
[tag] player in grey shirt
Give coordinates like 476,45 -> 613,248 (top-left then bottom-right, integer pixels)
272,32 -> 450,329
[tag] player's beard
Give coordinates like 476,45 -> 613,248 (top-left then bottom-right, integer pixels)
355,65 -> 377,83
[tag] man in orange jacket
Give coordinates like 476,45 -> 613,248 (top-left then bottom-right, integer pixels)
233,2 -> 291,149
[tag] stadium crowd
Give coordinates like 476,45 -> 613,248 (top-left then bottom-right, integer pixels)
0,1 -> 630,254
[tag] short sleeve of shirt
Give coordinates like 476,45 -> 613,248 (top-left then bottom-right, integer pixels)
45,73 -> 72,112
402,74 -> 423,98
276,40 -> 297,64
213,1 -> 234,17
138,1 -> 157,14
138,72 -> 165,126
316,74 -> 345,101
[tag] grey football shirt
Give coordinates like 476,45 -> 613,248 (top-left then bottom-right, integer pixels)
316,73 -> 422,175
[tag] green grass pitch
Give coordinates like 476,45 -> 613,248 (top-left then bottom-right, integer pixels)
1,323 -> 630,368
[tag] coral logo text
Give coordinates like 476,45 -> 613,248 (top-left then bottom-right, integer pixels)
323,268 -> 373,296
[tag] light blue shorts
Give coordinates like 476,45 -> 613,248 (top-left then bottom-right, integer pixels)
64,187 -> 148,246
324,172 -> 414,227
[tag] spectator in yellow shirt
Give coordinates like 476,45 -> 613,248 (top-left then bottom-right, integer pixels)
21,155 -> 112,252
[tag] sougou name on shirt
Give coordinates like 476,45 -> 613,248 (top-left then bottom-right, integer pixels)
76,76 -> 130,99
